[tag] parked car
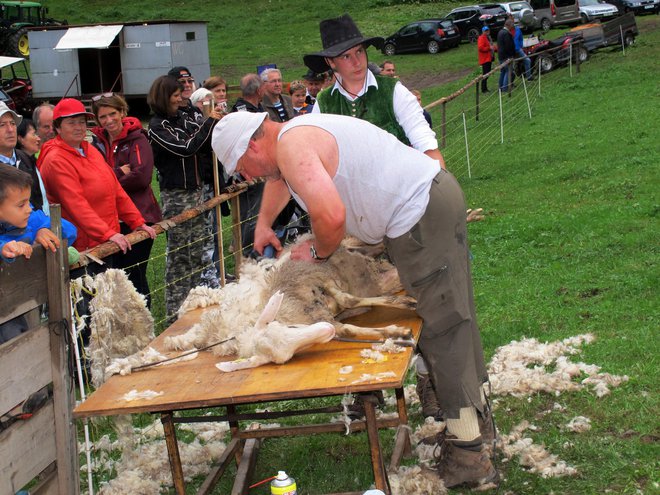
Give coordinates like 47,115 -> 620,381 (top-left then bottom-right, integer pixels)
529,0 -> 582,32
579,0 -> 620,23
382,19 -> 461,55
607,0 -> 659,14
499,1 -> 540,31
442,4 -> 509,43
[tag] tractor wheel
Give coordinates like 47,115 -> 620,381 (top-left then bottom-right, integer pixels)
8,28 -> 30,57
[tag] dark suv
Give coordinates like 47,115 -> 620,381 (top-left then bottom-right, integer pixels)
442,4 -> 509,43
382,19 -> 461,55
607,0 -> 659,14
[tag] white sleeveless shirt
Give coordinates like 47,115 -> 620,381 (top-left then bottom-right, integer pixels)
278,114 -> 439,244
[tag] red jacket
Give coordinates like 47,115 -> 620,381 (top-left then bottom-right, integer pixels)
91,117 -> 162,224
478,33 -> 494,65
37,136 -> 145,251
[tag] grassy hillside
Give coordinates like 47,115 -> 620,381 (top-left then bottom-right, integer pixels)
43,0 -> 498,82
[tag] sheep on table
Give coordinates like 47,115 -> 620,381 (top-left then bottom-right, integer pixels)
164,239 -> 416,371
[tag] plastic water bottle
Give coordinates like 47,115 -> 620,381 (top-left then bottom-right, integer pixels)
270,470 -> 297,495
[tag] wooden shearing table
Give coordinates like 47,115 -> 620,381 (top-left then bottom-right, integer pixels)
74,305 -> 422,494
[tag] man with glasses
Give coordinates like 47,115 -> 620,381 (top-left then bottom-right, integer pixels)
0,102 -> 45,211
260,68 -> 293,123
168,66 -> 200,120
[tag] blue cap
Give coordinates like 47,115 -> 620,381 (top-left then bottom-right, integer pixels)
482,26 -> 490,32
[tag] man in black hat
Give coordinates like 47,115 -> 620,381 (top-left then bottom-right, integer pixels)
302,69 -> 326,106
303,14 -> 444,168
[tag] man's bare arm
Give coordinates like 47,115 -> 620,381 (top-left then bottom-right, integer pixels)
278,128 -> 346,259
253,179 -> 291,254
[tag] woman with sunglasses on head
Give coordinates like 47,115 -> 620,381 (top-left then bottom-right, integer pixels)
90,93 -> 162,304
146,75 -> 222,318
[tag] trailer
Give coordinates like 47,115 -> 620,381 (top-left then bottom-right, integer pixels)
567,12 -> 638,51
27,20 -> 210,100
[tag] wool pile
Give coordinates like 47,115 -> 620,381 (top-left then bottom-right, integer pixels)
83,417 -> 229,495
73,269 -> 155,388
499,420 -> 578,478
488,333 -> 629,398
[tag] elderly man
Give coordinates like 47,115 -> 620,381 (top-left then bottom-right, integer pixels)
260,68 -> 293,122
211,112 -> 497,489
32,103 -> 55,149
231,73 -> 265,113
0,102 -> 45,211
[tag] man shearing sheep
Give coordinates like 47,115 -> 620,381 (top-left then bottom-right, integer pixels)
211,111 -> 497,489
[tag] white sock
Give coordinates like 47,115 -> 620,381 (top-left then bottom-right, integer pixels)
446,406 -> 481,442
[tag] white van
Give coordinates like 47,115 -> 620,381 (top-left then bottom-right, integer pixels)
529,0 -> 581,31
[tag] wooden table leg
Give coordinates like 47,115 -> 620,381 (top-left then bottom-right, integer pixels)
161,412 -> 186,495
227,404 -> 243,465
390,387 -> 412,470
363,394 -> 391,495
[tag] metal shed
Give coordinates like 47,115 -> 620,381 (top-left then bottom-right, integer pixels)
28,20 -> 210,99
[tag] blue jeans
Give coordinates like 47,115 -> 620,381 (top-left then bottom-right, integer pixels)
499,62 -> 511,91
517,49 -> 532,79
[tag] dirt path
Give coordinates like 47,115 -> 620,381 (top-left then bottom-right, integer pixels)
398,67 -> 476,91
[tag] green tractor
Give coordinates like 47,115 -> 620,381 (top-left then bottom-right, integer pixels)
0,1 -> 66,57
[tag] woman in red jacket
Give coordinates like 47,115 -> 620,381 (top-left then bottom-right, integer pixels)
37,99 -> 156,261
91,93 -> 162,303
477,26 -> 496,94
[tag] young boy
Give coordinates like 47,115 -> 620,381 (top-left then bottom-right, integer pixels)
289,80 -> 310,116
0,165 -> 77,343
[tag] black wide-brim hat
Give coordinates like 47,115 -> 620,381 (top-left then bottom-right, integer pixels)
303,14 -> 384,74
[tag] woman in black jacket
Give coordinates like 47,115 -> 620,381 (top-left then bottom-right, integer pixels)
147,75 -> 221,319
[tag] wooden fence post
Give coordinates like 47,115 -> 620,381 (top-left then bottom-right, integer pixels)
45,205 -> 80,494
441,101 -> 447,149
475,83 -> 480,122
230,194 -> 243,277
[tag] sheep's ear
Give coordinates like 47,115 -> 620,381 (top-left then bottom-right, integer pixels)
255,291 -> 284,329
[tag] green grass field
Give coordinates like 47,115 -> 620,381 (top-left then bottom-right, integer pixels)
41,1 -> 660,493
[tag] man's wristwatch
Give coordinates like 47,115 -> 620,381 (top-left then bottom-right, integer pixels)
310,244 -> 329,262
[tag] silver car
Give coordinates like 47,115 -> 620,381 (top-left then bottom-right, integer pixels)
579,0 -> 620,22
499,1 -> 539,31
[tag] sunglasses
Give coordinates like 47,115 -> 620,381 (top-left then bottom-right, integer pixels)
179,78 -> 195,84
92,92 -> 114,101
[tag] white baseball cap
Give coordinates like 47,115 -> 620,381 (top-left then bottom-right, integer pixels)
211,111 -> 268,176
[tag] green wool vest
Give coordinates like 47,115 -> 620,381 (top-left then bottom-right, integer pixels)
317,75 -> 410,146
